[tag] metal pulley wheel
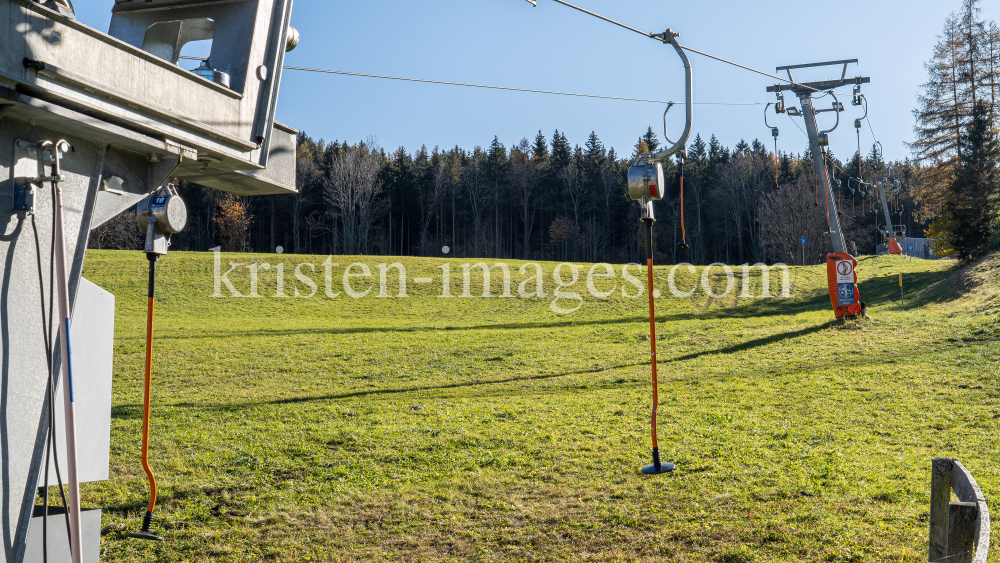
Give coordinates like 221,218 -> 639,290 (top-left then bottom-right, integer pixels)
137,185 -> 188,235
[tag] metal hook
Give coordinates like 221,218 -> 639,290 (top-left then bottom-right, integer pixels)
854,94 -> 868,131
820,92 -> 841,136
650,30 -> 692,161
661,101 -> 675,150
764,102 -> 778,137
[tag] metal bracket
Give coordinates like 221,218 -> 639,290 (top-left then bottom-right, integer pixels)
13,182 -> 34,214
101,176 -> 125,195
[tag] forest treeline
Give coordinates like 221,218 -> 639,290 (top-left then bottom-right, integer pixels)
93,0 -> 1000,265
91,127 -> 925,266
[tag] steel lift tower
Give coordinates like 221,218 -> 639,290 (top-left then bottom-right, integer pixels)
767,60 -> 869,318
0,0 -> 299,561
876,168 -> 905,254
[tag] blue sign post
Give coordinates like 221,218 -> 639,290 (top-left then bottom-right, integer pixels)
799,236 -> 807,265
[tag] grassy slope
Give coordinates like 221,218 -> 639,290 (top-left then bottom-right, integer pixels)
71,250 -> 999,562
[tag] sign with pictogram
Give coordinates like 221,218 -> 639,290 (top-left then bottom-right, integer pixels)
800,236 -> 807,246
835,260 -> 854,284
837,283 -> 856,305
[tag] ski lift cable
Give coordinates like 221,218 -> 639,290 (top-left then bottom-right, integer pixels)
825,152 -> 871,188
786,112 -> 808,138
858,96 -> 883,160
279,65 -> 764,106
542,0 -> 829,93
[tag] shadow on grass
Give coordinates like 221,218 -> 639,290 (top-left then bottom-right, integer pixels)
116,322 -> 830,414
164,365 -> 631,412
146,294 -> 832,342
857,270 -> 958,308
669,323 -> 828,362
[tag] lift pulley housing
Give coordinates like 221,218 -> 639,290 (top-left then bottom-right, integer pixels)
627,160 -> 665,201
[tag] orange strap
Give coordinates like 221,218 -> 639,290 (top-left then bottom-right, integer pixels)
773,141 -> 779,188
823,165 -> 830,227
679,175 -> 686,241
142,296 -> 157,513
646,258 -> 659,450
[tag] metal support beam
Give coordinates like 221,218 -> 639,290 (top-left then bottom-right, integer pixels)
767,77 -> 869,94
798,94 -> 846,253
876,175 -> 899,238
769,59 -> 869,256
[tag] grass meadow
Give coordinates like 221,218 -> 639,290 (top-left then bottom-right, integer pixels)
71,250 -> 999,562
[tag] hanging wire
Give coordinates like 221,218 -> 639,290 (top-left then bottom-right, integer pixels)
786,113 -> 809,138
543,0 -> 828,93
281,66 -> 764,106
863,99 -> 880,149
550,0 -> 652,37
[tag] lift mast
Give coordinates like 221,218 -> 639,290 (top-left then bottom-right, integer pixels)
876,169 -> 904,254
767,60 -> 870,254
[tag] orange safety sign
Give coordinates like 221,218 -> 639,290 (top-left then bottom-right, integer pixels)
826,252 -> 863,318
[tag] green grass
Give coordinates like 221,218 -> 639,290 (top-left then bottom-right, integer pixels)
71,250 -> 999,562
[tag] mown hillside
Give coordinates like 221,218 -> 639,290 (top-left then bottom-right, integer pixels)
74,250 -> 998,562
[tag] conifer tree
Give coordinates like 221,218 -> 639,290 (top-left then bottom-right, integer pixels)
912,0 -> 999,221
928,100 -> 1000,259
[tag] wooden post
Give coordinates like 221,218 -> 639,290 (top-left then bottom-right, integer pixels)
948,502 -> 979,563
930,458 -> 953,562
899,272 -> 903,306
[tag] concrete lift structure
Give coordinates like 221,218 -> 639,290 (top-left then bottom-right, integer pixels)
0,0 -> 298,561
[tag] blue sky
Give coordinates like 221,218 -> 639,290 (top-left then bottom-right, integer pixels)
75,1 -> 999,163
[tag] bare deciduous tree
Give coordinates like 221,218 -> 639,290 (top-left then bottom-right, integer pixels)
420,161 -> 450,256
88,208 -> 143,250
462,148 -> 489,256
718,152 -> 768,264
598,161 -> 623,261
324,143 -> 384,255
761,175 -> 833,264
508,139 -> 538,259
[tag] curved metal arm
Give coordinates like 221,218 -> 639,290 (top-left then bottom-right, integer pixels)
820,92 -> 840,136
858,94 -> 868,122
651,31 -> 692,161
764,102 -> 775,129
661,101 -> 675,149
